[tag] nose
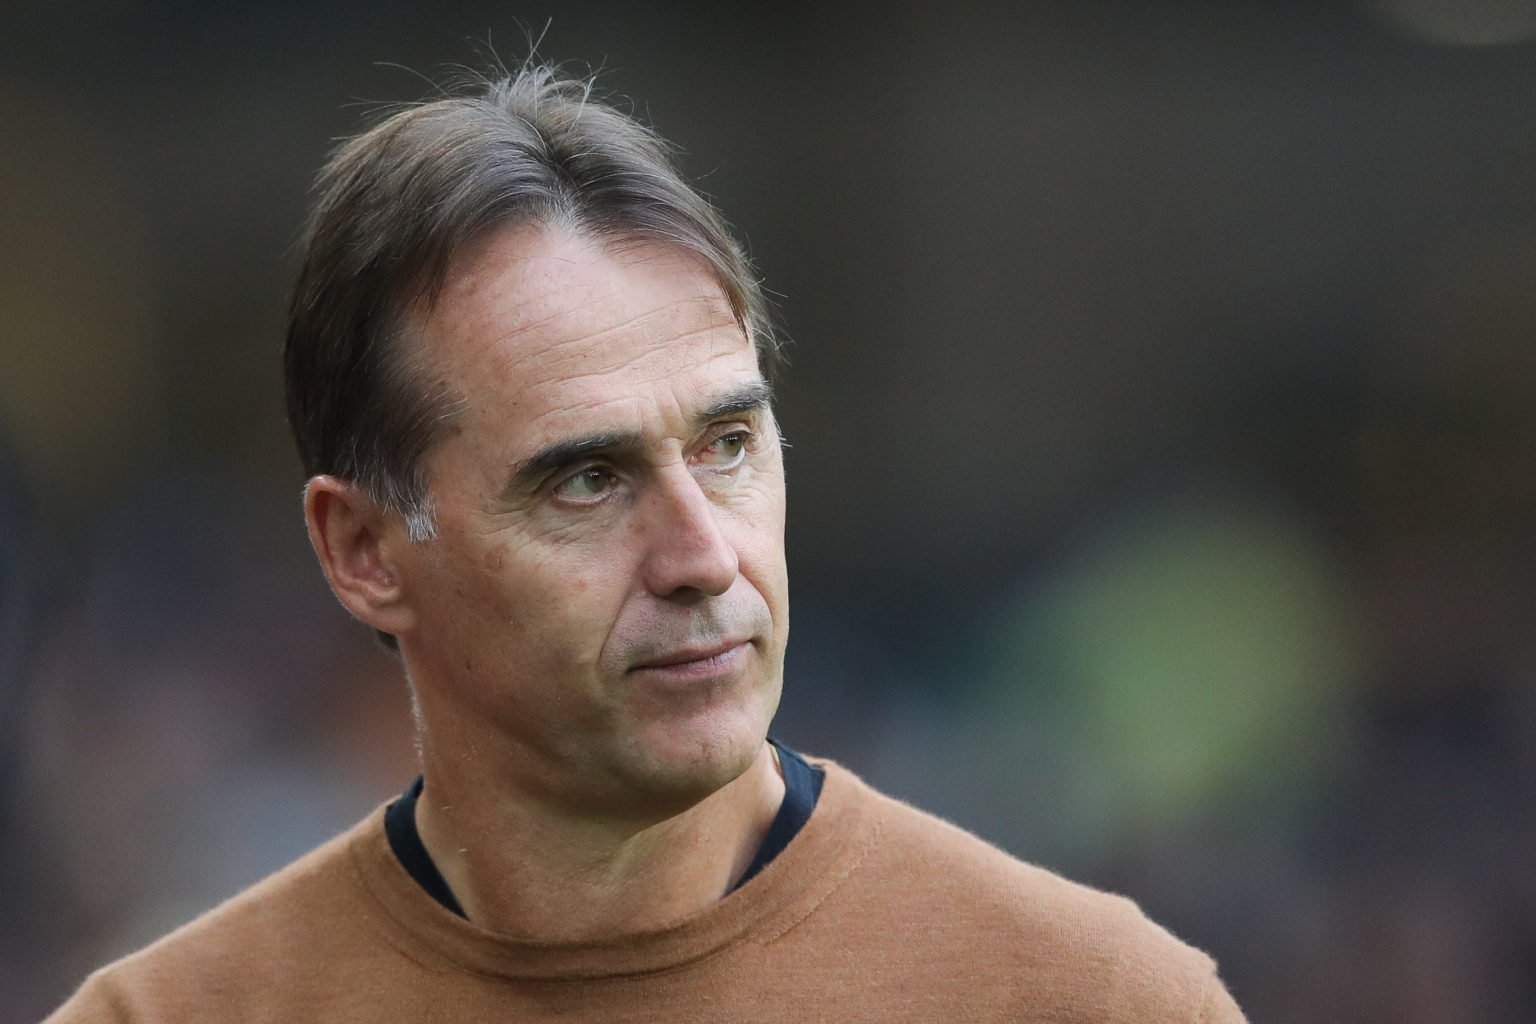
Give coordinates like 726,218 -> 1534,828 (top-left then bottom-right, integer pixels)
638,465 -> 739,600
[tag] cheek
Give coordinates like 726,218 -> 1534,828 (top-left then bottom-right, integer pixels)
416,530 -> 527,640
483,544 -> 507,573
490,541 -> 630,656
728,477 -> 788,560
728,492 -> 789,607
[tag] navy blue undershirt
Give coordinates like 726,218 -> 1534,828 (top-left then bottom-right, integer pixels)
384,739 -> 825,918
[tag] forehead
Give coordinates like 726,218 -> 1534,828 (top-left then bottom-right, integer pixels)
418,225 -> 758,441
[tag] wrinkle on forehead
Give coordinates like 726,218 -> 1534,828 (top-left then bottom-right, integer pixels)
519,352 -> 761,445
477,355 -> 765,514
514,312 -> 743,392
425,227 -> 745,387
429,226 -> 736,354
417,225 -> 758,462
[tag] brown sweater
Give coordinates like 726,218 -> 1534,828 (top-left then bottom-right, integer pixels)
47,760 -> 1246,1022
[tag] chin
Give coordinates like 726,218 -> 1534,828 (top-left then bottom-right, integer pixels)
626,700 -> 776,806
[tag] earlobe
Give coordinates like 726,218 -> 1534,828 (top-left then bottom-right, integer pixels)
303,476 -> 415,635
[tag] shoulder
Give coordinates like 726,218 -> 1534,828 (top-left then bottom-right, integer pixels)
809,761 -> 1245,1023
44,812 -> 391,1024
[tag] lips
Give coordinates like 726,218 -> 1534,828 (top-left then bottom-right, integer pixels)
628,638 -> 751,672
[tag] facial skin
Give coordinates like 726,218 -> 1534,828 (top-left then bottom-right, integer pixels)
322,225 -> 788,828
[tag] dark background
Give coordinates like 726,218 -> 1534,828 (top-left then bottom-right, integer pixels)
5,2 -> 1536,1020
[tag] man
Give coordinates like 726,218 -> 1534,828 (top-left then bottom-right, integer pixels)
48,64 -> 1246,1022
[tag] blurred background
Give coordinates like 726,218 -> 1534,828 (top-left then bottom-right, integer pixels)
5,1 -> 1536,1020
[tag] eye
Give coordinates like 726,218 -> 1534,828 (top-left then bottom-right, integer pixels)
553,466 -> 617,502
696,431 -> 749,468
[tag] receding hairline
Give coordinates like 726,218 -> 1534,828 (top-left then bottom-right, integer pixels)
412,217 -> 747,317
283,60 -> 782,562
385,221 -> 765,463
333,93 -> 776,367
397,217 -> 759,361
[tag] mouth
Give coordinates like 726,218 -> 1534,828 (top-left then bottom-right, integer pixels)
628,638 -> 752,678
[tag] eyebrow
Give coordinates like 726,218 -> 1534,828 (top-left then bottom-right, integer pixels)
506,379 -> 775,493
698,378 -> 774,422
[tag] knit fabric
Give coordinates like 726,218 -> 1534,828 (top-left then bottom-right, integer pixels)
47,760 -> 1246,1022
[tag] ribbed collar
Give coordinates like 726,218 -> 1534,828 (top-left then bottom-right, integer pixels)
345,759 -> 878,982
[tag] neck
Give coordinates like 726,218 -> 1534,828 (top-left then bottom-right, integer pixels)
413,741 -> 785,941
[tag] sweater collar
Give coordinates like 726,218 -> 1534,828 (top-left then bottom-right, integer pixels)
346,758 -> 877,981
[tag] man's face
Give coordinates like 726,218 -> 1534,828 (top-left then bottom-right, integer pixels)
392,226 -> 787,816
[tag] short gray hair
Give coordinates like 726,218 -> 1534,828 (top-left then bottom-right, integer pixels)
283,62 -> 778,543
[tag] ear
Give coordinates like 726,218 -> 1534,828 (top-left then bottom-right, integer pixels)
303,476 -> 416,637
